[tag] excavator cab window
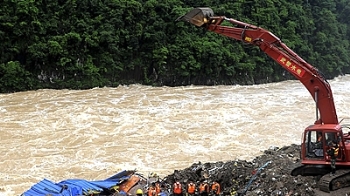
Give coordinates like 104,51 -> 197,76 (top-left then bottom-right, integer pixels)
324,132 -> 338,145
305,130 -> 324,158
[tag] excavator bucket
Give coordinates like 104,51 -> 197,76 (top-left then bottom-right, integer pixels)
176,8 -> 214,27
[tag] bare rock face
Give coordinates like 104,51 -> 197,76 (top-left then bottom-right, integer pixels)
162,144 -> 350,196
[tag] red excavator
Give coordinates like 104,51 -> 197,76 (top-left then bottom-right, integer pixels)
177,7 -> 350,193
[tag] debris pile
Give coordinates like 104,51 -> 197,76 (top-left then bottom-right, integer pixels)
163,144 -> 350,196
22,144 -> 350,196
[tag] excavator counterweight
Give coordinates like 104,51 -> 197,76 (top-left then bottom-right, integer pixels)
176,8 -> 214,27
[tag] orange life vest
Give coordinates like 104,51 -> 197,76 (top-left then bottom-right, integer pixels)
155,183 -> 161,195
187,182 -> 196,194
148,186 -> 156,196
173,182 -> 182,194
211,182 -> 220,194
199,183 -> 209,193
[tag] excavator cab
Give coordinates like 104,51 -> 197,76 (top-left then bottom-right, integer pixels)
303,128 -> 340,159
295,125 -> 350,192
301,124 -> 350,163
176,8 -> 214,27
294,124 -> 348,176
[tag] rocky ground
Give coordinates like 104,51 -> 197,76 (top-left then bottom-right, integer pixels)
162,144 -> 350,196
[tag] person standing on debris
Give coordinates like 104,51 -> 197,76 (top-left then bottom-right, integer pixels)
199,180 -> 209,196
173,181 -> 183,196
327,140 -> 339,175
210,181 -> 220,196
158,183 -> 170,196
136,189 -> 144,196
155,181 -> 161,196
186,180 -> 196,196
148,182 -> 157,196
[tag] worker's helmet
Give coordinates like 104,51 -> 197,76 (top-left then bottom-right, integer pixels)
110,185 -> 119,192
136,189 -> 143,195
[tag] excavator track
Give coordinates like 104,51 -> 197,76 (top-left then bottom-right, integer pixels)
291,165 -> 350,192
319,169 -> 350,192
291,164 -> 330,176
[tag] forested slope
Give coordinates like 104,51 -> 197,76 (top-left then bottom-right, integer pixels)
0,0 -> 349,93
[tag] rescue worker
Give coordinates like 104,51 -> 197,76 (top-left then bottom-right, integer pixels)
199,180 -> 209,196
173,181 -> 183,196
136,188 -> 144,196
186,180 -> 196,196
148,182 -> 157,196
210,181 -> 220,196
327,140 -> 339,175
155,181 -> 161,196
158,183 -> 169,196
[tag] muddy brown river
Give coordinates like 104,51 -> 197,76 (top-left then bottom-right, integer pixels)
1,75 -> 350,195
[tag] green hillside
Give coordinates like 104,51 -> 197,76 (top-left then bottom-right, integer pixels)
0,0 -> 349,92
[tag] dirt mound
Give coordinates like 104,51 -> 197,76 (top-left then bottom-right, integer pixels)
163,144 -> 350,196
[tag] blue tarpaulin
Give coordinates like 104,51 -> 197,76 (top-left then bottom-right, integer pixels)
21,170 -> 132,196
21,179 -> 74,196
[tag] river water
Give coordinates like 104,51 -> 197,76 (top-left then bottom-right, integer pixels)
1,75 -> 350,195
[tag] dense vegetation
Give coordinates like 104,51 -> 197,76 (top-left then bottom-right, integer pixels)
0,0 -> 349,92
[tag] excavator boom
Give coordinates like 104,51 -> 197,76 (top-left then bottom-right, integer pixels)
177,8 -> 338,125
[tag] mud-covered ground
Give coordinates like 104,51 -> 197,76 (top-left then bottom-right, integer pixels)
162,144 -> 350,196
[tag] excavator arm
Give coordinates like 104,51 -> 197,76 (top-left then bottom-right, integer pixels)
177,8 -> 338,125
